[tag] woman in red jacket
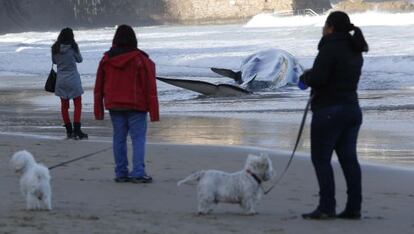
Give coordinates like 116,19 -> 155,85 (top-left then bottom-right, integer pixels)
94,25 -> 159,183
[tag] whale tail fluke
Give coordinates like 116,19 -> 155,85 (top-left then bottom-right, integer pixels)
211,68 -> 243,84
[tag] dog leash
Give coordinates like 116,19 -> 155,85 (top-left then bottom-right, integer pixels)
264,95 -> 313,195
48,146 -> 112,170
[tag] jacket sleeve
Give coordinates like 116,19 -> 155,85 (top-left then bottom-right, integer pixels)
52,56 -> 56,64
94,58 -> 105,120
301,46 -> 335,88
74,51 -> 83,63
144,58 -> 160,122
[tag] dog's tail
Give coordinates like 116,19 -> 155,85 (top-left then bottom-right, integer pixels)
177,170 -> 205,186
10,150 -> 36,172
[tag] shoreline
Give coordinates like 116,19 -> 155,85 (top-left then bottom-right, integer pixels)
1,130 -> 414,173
0,77 -> 413,169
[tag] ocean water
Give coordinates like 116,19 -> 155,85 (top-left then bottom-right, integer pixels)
0,12 -> 413,101
0,11 -> 414,167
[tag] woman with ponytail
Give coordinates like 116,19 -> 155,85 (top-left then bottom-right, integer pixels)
299,11 -> 368,220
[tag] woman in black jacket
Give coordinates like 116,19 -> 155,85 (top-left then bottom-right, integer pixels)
300,11 -> 368,220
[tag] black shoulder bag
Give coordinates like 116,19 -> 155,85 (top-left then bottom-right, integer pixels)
45,64 -> 57,93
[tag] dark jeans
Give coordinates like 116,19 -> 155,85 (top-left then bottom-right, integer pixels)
311,103 -> 362,213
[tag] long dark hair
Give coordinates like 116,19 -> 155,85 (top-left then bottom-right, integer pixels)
52,28 -> 79,55
326,11 -> 369,53
112,25 -> 138,48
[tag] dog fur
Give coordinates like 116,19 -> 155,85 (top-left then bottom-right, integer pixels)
10,150 -> 52,210
178,153 -> 274,215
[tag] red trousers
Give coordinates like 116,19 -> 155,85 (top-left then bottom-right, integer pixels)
61,96 -> 82,124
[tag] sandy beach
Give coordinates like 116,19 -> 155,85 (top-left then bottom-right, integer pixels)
0,80 -> 413,234
1,134 -> 414,234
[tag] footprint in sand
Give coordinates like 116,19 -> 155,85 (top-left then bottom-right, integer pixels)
287,197 -> 301,201
87,167 -> 101,171
281,215 -> 298,221
264,228 -> 285,233
364,216 -> 385,220
382,192 -> 399,197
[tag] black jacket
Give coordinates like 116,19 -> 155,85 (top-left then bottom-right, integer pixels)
300,32 -> 363,110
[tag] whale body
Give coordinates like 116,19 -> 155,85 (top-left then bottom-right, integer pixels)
157,48 -> 303,96
212,48 -> 304,91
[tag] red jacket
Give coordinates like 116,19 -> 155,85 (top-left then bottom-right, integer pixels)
94,49 -> 159,121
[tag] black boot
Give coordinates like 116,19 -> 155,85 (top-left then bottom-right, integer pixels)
64,123 -> 73,139
73,122 -> 88,140
337,210 -> 361,220
302,209 -> 336,220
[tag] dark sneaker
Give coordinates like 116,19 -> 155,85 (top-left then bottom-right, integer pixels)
337,210 -> 361,220
114,177 -> 130,183
302,209 -> 336,220
129,175 -> 153,184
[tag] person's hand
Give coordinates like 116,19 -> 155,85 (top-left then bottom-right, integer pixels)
298,80 -> 308,90
94,111 -> 104,120
298,69 -> 311,90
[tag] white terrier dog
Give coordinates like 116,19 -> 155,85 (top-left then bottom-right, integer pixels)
10,150 -> 52,210
178,154 -> 274,215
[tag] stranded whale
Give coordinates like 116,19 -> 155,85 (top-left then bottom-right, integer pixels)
157,48 -> 303,96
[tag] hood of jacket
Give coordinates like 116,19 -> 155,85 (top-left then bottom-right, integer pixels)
317,32 -> 351,51
60,44 -> 72,53
103,47 -> 149,68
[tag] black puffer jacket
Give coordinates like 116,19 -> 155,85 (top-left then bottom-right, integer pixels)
300,32 -> 363,110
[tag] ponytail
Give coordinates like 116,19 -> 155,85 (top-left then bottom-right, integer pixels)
350,26 -> 369,53
326,11 -> 369,53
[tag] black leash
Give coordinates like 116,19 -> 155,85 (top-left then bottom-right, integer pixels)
264,95 -> 313,195
48,146 -> 112,170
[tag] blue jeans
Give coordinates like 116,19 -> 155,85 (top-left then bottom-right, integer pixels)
109,111 -> 148,178
311,104 -> 362,213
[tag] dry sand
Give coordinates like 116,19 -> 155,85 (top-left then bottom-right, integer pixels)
1,134 -> 414,234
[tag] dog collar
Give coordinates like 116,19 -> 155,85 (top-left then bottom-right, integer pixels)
246,169 -> 262,185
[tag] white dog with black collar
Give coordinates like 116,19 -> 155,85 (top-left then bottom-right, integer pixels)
178,153 -> 274,215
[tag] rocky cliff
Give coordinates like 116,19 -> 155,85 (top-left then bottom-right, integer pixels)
333,0 -> 414,12
164,0 -> 331,24
0,0 -> 334,33
1,0 -> 411,34
0,0 -> 166,33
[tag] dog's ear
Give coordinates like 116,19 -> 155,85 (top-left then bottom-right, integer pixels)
259,152 -> 269,160
247,154 -> 260,162
245,154 -> 258,169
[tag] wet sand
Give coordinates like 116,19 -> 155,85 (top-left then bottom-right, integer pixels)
1,77 -> 414,168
